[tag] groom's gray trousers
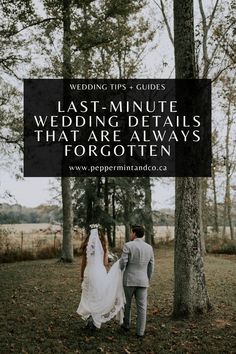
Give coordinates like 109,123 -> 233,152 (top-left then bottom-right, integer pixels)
123,286 -> 147,336
119,238 -> 154,336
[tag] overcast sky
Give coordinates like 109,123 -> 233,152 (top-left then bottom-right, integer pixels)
0,1 -> 176,210
0,0 -> 234,210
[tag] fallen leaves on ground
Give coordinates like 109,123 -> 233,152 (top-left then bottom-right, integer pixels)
0,249 -> 235,353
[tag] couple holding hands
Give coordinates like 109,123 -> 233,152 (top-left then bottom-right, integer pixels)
77,224 -> 154,338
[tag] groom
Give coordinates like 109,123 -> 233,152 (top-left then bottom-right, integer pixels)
119,225 -> 154,338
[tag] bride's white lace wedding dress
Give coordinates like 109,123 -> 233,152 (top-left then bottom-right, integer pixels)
76,228 -> 125,328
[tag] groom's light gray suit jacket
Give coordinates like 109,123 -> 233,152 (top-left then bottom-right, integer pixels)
119,238 -> 154,287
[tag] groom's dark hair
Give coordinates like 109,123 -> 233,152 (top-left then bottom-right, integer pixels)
132,225 -> 145,238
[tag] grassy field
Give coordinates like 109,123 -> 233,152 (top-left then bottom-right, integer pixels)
0,248 -> 235,354
0,224 -> 175,249
1,224 -> 235,263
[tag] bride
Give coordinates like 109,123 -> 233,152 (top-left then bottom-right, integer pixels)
76,225 -> 125,329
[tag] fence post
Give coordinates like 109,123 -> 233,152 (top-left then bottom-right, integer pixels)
21,232 -> 24,253
54,233 -> 56,250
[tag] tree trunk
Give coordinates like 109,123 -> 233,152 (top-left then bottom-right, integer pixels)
94,177 -> 103,222
61,177 -> 73,262
174,178 -> 211,316
227,199 -> 234,240
222,198 -> 227,238
112,185 -> 116,247
199,178 -> 206,255
202,178 -> 208,239
124,197 -> 131,242
212,162 -> 219,233
125,221 -> 130,243
144,177 -> 154,245
173,0 -> 211,317
202,178 -> 208,251
104,177 -> 112,247
85,181 -> 93,228
61,0 -> 73,262
225,161 -> 234,240
224,101 -> 234,240
227,182 -> 234,240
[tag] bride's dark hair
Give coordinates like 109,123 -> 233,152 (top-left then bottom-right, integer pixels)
80,227 -> 107,254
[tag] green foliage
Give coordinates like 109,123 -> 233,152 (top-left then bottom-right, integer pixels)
0,0 -> 37,77
207,202 -> 236,227
0,249 -> 36,263
81,1 -> 153,78
0,80 -> 23,168
72,177 -> 146,227
0,0 -> 39,168
0,204 -> 62,224
206,237 -> 236,255
73,177 -> 99,227
41,0 -> 153,78
0,245 -> 61,263
0,0 -> 155,241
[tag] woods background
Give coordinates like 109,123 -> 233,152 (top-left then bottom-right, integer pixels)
0,0 -> 235,353
0,0 -> 235,261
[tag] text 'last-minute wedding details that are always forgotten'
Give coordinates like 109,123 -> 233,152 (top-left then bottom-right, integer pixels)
33,99 -> 201,158
24,79 -> 211,177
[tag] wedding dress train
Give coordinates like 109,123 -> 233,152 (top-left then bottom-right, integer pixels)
76,228 -> 125,328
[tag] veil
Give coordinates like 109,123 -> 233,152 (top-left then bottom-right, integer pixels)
86,227 -> 104,266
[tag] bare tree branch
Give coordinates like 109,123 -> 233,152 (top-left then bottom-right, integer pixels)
212,63 -> 236,84
198,0 -> 210,77
208,22 -> 235,70
208,0 -> 220,31
0,134 -> 23,152
74,37 -> 117,51
1,62 -> 21,80
153,0 -> 174,45
7,18 -> 58,37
